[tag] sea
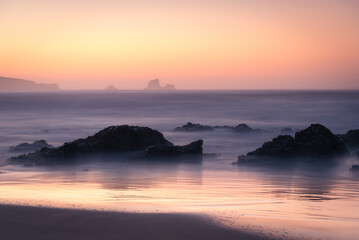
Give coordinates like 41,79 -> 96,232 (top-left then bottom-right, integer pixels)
0,90 -> 358,240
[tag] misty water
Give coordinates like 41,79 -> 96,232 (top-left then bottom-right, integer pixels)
0,91 -> 359,240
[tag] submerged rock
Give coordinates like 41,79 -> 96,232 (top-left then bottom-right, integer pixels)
337,130 -> 359,149
281,127 -> 293,134
10,125 -> 203,164
174,122 -> 262,133
174,122 -> 213,131
350,165 -> 359,171
9,140 -> 53,153
238,124 -> 348,162
136,140 -> 203,158
233,124 -> 255,133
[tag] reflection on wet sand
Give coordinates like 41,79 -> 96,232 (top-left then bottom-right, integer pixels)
1,156 -> 359,240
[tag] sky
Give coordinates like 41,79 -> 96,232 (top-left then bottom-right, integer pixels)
1,0 -> 358,90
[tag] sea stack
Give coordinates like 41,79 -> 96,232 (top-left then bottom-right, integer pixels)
144,79 -> 176,90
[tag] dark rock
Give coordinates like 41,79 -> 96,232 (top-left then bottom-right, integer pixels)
294,124 -> 348,156
9,140 -> 53,153
247,135 -> 296,157
350,165 -> 359,171
336,130 -> 359,149
11,126 -> 173,163
10,125 -> 203,164
174,122 -> 213,131
281,127 -> 293,134
233,124 -> 254,133
174,122 -> 262,133
238,124 -> 348,162
137,140 -> 203,158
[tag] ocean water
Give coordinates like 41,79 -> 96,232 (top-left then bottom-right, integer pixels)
0,90 -> 359,240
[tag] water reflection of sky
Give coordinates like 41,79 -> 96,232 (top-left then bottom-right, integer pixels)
1,156 -> 359,240
1,91 -> 359,240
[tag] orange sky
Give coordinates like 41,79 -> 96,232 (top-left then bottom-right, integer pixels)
1,0 -> 358,89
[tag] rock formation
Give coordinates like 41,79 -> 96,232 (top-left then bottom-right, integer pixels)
238,124 -> 348,162
10,125 -> 202,164
144,79 -> 176,90
9,140 -> 54,153
336,130 -> 359,149
135,140 -> 203,158
281,127 -> 293,134
233,124 -> 255,133
174,122 -> 213,131
174,122 -> 262,133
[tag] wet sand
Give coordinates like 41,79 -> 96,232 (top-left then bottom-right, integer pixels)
0,204 -> 273,240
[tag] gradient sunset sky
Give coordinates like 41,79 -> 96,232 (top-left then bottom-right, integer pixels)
1,0 -> 358,90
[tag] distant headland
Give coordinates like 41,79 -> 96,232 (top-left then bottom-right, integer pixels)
144,79 -> 176,90
0,76 -> 59,92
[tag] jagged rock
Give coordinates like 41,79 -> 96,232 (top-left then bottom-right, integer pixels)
144,79 -> 176,90
174,122 -> 213,131
9,140 -> 53,153
281,127 -> 293,134
136,140 -> 203,158
350,165 -> 359,171
247,135 -> 296,157
233,124 -> 254,133
295,124 -> 348,156
337,130 -> 359,149
238,124 -> 348,162
174,122 -> 262,133
11,126 -> 172,162
10,125 -> 203,164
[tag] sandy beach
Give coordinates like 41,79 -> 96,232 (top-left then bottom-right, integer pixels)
0,204 -> 272,240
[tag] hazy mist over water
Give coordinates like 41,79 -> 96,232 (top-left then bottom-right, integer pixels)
0,90 -> 359,240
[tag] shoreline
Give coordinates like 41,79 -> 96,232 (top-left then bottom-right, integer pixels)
0,204 -> 274,240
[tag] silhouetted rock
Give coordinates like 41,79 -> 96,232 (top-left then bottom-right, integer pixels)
246,135 -> 296,158
174,122 -> 262,133
10,125 -> 203,164
174,122 -> 213,131
11,126 -> 172,162
144,79 -> 176,90
337,130 -> 359,149
350,165 -> 359,171
9,140 -> 53,153
234,124 -> 254,133
104,85 -> 118,91
238,124 -> 348,162
281,127 -> 293,134
0,76 -> 59,92
295,124 -> 348,156
137,140 -> 203,158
